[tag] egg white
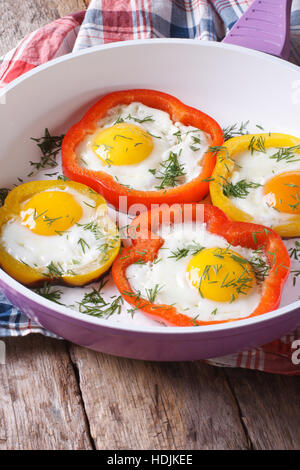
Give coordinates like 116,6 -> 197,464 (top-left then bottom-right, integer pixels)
0,187 -> 119,276
228,147 -> 300,227
126,222 -> 263,323
76,102 -> 211,191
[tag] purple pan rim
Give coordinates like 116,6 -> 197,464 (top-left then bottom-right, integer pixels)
1,268 -> 299,336
0,38 -> 299,102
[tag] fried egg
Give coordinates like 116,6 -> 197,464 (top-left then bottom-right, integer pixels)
126,222 -> 264,322
76,102 -> 211,191
227,146 -> 300,227
0,183 -> 120,281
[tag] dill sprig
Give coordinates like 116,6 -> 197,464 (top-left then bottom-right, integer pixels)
189,135 -> 202,152
249,248 -> 270,283
78,280 -> 123,318
44,261 -> 64,279
149,151 -> 186,189
207,145 -> 238,172
208,145 -> 229,158
122,289 -> 147,317
30,128 -> 64,172
0,188 -> 9,206
147,131 -> 161,139
114,176 -> 132,190
114,115 -> 124,124
43,215 -> 63,227
173,130 -> 182,144
252,228 -> 270,244
291,270 -> 300,286
269,145 -> 300,163
78,221 -> 119,261
169,242 -> 204,261
57,175 -> 70,181
289,241 -> 300,260
125,114 -> 154,124
288,193 -> 300,212
145,284 -> 163,303
34,282 -> 64,304
248,135 -> 266,154
197,261 -> 253,300
222,178 -> 261,199
113,134 -> 133,142
222,121 -> 250,141
78,238 -> 90,254
220,267 -> 253,296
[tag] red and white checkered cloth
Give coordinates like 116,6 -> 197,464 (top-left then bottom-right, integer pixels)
0,1 -> 299,375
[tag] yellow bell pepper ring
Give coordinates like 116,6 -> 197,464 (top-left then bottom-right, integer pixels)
209,133 -> 300,237
0,180 -> 120,286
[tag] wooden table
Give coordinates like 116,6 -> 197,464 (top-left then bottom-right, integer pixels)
0,0 -> 299,451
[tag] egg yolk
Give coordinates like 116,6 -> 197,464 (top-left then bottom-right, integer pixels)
21,190 -> 83,236
264,172 -> 300,214
92,123 -> 154,166
186,247 -> 255,302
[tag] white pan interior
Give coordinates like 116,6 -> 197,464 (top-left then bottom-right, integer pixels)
0,39 -> 299,329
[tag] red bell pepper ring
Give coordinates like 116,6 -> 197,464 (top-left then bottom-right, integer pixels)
62,89 -> 224,211
112,204 -> 290,326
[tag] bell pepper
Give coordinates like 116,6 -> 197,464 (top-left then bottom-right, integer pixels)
0,180 -> 120,286
209,133 -> 300,237
112,203 -> 290,326
62,89 -> 224,211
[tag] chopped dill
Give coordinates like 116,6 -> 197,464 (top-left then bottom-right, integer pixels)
222,177 -> 261,199
30,128 -> 64,172
150,151 -> 186,189
269,145 -> 300,163
44,172 -> 59,177
34,282 -> 64,305
114,115 -> 125,124
78,279 -> 124,318
222,121 -> 250,140
169,242 -> 204,261
113,134 -> 133,141
57,175 -> 70,181
248,135 -> 266,154
291,270 -> 300,286
249,248 -> 270,283
44,261 -> 64,278
252,228 -> 270,244
77,238 -> 90,254
147,131 -> 161,139
43,215 -> 63,227
0,188 -> 9,206
83,201 -> 96,208
173,130 -> 182,144
145,284 -> 163,303
289,194 -> 300,212
114,176 -> 132,189
125,114 -> 154,124
289,241 -> 300,260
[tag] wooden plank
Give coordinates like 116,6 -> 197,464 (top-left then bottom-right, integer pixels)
0,0 -> 89,56
55,0 -> 89,17
225,368 -> 300,450
0,335 -> 93,450
69,345 -> 250,450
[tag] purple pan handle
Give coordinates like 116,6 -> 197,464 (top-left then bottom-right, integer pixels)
222,0 -> 293,60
